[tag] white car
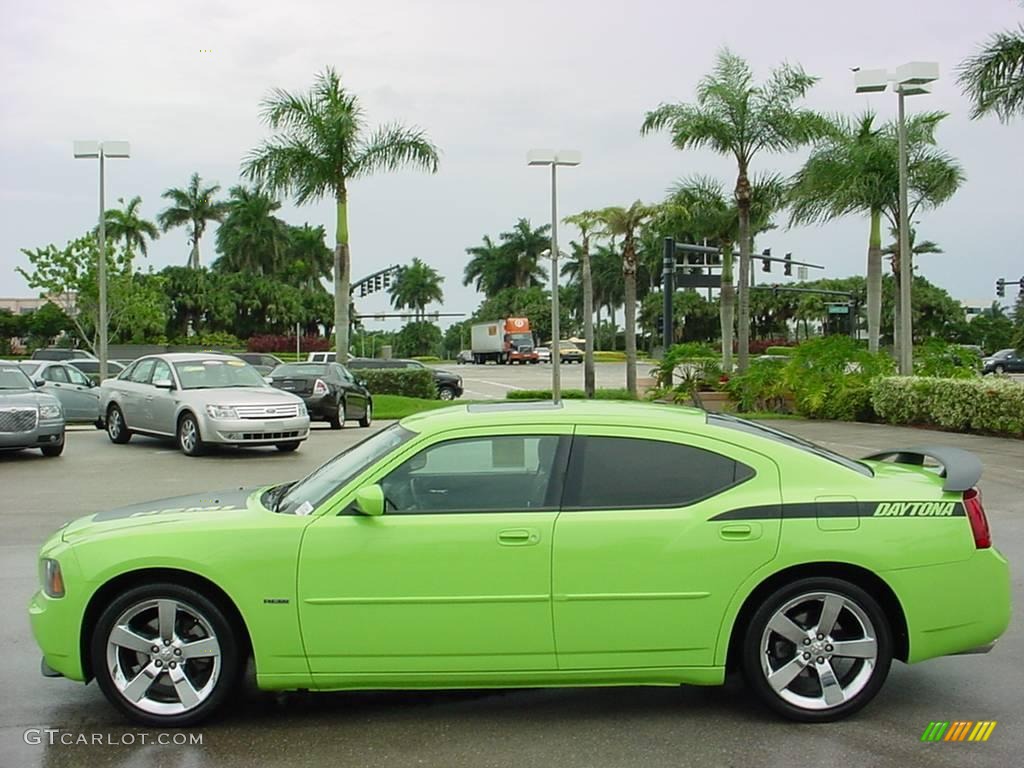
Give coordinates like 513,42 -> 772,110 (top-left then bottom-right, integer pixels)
99,353 -> 310,456
535,346 -> 551,363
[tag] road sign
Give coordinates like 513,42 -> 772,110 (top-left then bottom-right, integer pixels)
827,304 -> 850,314
676,274 -> 722,289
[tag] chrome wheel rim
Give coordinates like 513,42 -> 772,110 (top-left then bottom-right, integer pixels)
339,403 -> 346,424
365,404 -> 372,424
180,419 -> 197,452
106,598 -> 221,716
439,389 -> 454,401
108,409 -> 122,438
760,591 -> 877,711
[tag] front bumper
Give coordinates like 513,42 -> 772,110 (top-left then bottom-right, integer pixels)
0,421 -> 64,450
201,414 -> 311,445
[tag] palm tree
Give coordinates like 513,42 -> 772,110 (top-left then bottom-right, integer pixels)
390,257 -> 445,320
463,235 -> 506,297
102,196 -> 158,268
669,174 -> 785,370
589,243 -> 623,350
498,218 -> 551,289
597,202 -> 659,396
564,210 -> 603,397
882,228 -> 943,345
789,111 -> 963,356
959,24 -> 1024,121
642,49 -> 825,371
283,224 -> 333,290
243,66 -> 439,358
157,173 -> 228,269
213,186 -> 290,275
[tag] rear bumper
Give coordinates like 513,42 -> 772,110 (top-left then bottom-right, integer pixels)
882,547 -> 1011,663
297,394 -> 337,421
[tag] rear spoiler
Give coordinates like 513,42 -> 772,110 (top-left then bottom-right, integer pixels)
861,446 -> 982,493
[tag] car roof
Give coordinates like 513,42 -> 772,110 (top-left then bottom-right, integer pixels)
141,352 -> 241,362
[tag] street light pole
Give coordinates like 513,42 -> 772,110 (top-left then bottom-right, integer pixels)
527,149 -> 581,405
74,140 -> 130,383
896,89 -> 913,375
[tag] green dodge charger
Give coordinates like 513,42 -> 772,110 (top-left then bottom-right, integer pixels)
29,402 -> 1010,726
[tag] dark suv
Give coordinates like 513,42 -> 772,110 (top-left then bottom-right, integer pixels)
347,358 -> 464,400
982,348 -> 1024,375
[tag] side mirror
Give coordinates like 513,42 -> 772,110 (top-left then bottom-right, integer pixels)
358,379 -> 368,388
264,377 -> 274,385
153,378 -> 174,390
353,484 -> 385,517
34,379 -> 45,387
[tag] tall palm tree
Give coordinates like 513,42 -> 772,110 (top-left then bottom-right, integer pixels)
789,111 -> 963,356
498,218 -> 551,289
157,173 -> 228,269
564,210 -> 603,397
959,24 -> 1024,121
102,196 -> 158,268
463,235 -> 506,298
669,174 -> 785,370
390,257 -> 445,320
882,228 -> 943,344
642,48 -> 825,371
284,224 -> 333,290
213,186 -> 290,275
589,243 -> 623,350
597,202 -> 658,396
243,66 -> 439,358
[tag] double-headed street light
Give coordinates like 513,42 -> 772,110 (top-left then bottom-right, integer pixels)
73,140 -> 130,383
854,62 -> 938,375
527,149 -> 581,404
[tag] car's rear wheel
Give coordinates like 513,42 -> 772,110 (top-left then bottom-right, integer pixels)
177,413 -> 205,457
359,402 -> 372,428
994,364 -> 1006,374
106,405 -> 132,444
328,400 -> 344,430
742,577 -> 892,722
40,432 -> 65,457
90,583 -> 241,727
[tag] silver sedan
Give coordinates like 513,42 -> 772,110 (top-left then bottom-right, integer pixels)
98,353 -> 310,456
18,360 -> 102,423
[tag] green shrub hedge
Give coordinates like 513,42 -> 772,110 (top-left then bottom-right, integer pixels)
872,377 -> 1024,437
359,368 -> 436,399
763,346 -> 794,356
507,388 -> 637,400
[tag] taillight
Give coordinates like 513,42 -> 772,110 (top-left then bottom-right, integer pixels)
963,487 -> 991,549
312,378 -> 329,396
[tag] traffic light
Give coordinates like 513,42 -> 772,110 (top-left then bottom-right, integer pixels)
382,270 -> 392,288
784,252 -> 792,277
359,283 -> 367,297
996,280 -> 1005,298
761,248 -> 771,272
1019,276 -> 1024,294
373,274 -> 382,292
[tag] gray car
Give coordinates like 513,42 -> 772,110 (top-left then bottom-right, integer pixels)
0,362 -> 65,457
18,360 -> 102,423
98,353 -> 310,456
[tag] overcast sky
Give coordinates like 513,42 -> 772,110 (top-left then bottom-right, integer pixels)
2,0 -> 1021,328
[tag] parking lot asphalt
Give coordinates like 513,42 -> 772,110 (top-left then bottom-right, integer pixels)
2,417 -> 1022,767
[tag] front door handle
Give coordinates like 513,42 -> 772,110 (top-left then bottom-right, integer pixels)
497,528 -> 540,546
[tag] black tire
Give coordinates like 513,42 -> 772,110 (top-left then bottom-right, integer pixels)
741,577 -> 892,722
438,386 -> 457,401
90,582 -> 242,727
276,441 -> 300,452
106,404 -> 132,444
177,413 -> 206,457
359,401 -> 373,428
994,364 -> 1005,374
41,432 -> 65,457
328,400 -> 344,430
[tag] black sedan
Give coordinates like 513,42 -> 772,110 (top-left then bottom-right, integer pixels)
267,362 -> 372,429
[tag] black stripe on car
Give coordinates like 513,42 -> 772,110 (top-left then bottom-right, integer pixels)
710,501 -> 965,521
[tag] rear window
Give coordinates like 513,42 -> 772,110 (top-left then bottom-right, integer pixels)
708,413 -> 872,477
273,363 -> 328,377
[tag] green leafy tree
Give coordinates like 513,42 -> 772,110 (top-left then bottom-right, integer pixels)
497,219 -> 551,289
157,173 -> 228,269
463,235 -> 506,298
789,111 -> 963,356
102,196 -> 159,267
394,321 -> 443,358
442,320 -> 471,357
389,257 -> 445,320
242,66 -> 439,359
25,302 -> 74,345
959,23 -> 1024,121
213,186 -> 290,275
598,202 -> 659,395
642,48 -> 826,371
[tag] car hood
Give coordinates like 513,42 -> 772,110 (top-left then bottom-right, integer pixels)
0,390 -> 59,407
60,487 -> 267,544
176,387 -> 304,406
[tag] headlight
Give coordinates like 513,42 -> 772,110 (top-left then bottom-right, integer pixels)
39,404 -> 62,420
205,404 -> 238,419
297,402 -> 308,416
41,558 -> 64,598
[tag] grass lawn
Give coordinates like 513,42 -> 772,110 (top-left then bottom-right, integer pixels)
373,395 -> 474,420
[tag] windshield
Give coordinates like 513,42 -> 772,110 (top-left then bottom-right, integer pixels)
509,333 -> 533,348
708,413 -> 872,477
273,423 -> 416,515
173,359 -> 267,390
0,366 -> 34,390
19,362 -> 41,376
273,363 -> 328,377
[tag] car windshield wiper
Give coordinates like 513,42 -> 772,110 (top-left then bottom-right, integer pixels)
271,482 -> 296,514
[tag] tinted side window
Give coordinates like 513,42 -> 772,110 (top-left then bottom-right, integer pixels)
129,359 -> 157,384
564,436 -> 754,509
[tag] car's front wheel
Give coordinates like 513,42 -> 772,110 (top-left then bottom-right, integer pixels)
106,404 -> 132,444
90,583 -> 241,727
742,577 -> 892,722
438,386 -> 456,401
994,364 -> 1006,374
177,413 -> 205,457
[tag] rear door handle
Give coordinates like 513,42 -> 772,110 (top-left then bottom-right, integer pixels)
497,528 -> 540,546
719,523 -> 762,541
